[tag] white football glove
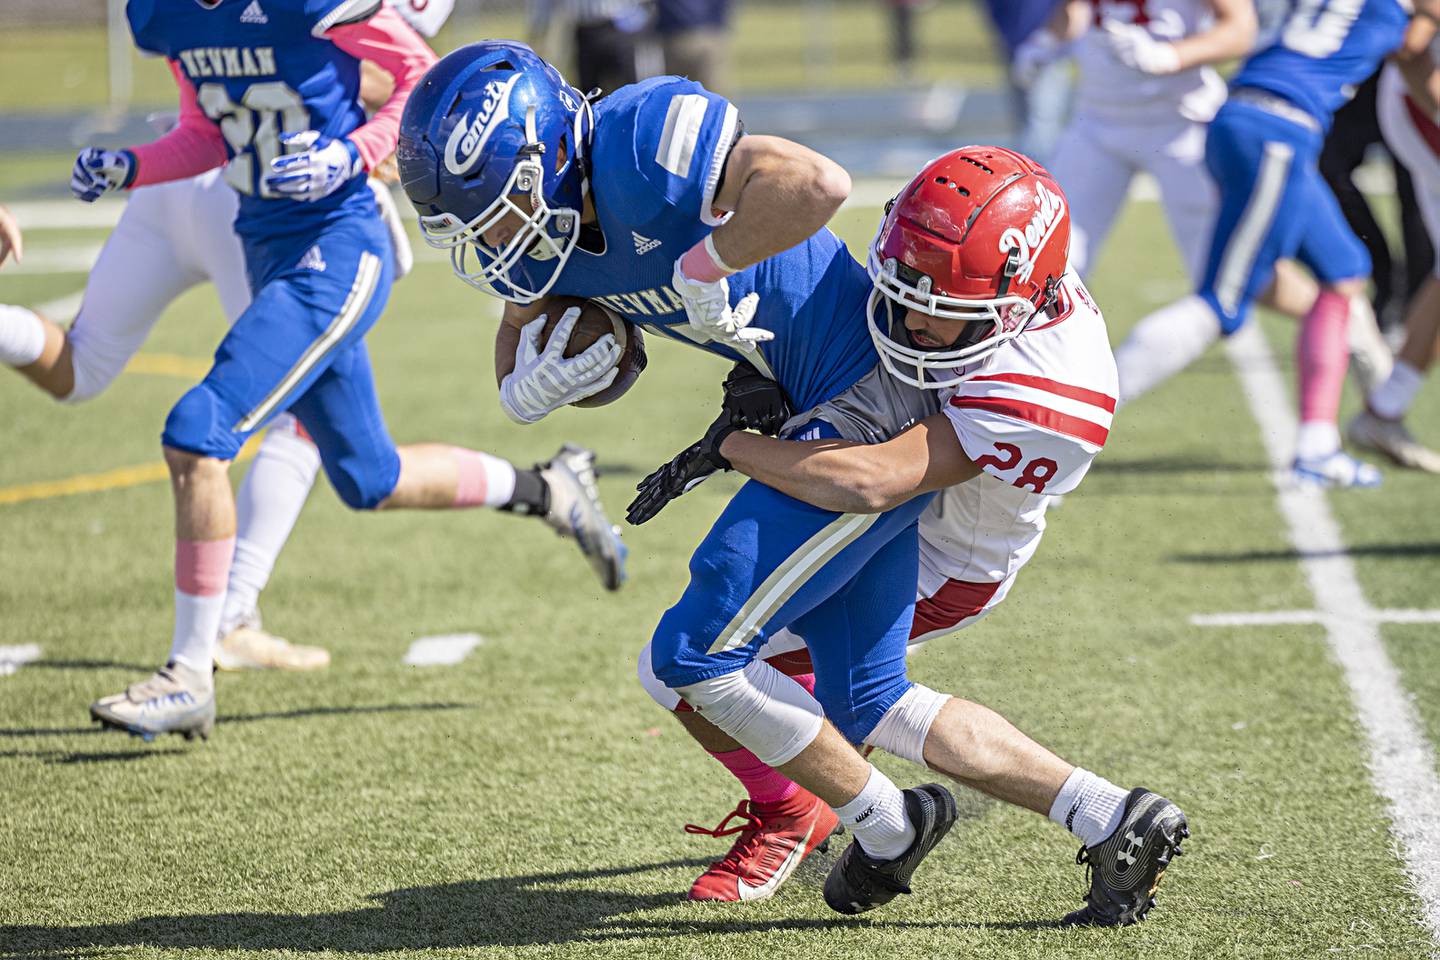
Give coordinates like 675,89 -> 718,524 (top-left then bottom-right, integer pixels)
499,308 -> 623,424
1102,20 -> 1182,76
263,131 -> 365,202
671,260 -> 770,353
70,148 -> 135,203
1011,30 -> 1067,89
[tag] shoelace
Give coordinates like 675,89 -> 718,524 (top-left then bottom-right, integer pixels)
684,801 -> 767,872
1074,844 -> 1095,903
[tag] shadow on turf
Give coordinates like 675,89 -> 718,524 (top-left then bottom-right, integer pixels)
0,747 -> 186,764
0,702 -> 473,739
1173,541 -> 1440,563
0,857 -> 1057,955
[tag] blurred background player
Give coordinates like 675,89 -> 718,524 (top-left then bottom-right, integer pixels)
1321,66 -> 1434,332
1348,27 -> 1440,472
1022,0 -> 1392,400
68,0 -> 625,742
1111,0 -> 1434,488
996,0 -> 1072,163
529,0 -> 660,96
656,0 -> 732,95
0,0 -> 459,673
0,204 -> 21,270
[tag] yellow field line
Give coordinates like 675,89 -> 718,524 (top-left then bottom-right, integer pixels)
0,436 -> 262,507
124,353 -> 212,380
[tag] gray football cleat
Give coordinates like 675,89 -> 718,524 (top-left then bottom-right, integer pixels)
1062,788 -> 1189,927
823,783 -> 958,915
538,444 -> 628,591
90,661 -> 215,742
1346,410 -> 1440,473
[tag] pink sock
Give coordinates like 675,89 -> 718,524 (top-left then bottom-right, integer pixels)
450,448 -> 516,508
170,537 -> 235,671
1297,290 -> 1351,425
709,748 -> 801,805
792,672 -> 816,696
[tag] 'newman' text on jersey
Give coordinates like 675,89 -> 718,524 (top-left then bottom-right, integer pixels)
177,46 -> 277,79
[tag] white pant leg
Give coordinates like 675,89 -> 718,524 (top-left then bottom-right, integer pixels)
1378,65 -> 1440,274
1047,116 -> 1136,280
1138,117 -> 1219,285
64,181 -> 208,402
177,170 -> 252,324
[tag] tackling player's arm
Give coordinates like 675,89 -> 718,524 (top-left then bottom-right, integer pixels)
703,135 -> 852,273
1393,2 -> 1440,116
718,413 -> 981,514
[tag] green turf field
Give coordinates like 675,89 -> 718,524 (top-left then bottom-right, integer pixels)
1,188 -> 1438,959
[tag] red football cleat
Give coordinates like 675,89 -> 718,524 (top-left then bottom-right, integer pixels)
684,789 -> 842,902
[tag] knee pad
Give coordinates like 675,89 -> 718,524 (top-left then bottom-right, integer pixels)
862,683 -> 951,766
1200,290 -> 1249,337
637,641 -> 683,711
162,383 -> 245,459
675,661 -> 823,767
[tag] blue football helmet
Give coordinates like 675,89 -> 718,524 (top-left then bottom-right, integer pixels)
398,41 -> 592,303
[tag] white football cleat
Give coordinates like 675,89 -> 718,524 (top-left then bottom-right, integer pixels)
1290,449 -> 1383,490
90,661 -> 215,741
538,444 -> 628,591
1346,410 -> 1440,473
215,611 -> 330,671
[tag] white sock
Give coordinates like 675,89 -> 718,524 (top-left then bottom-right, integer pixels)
221,418 -> 321,633
171,590 -> 224,677
834,767 -> 915,860
1049,767 -> 1129,848
0,305 -> 45,367
1114,295 -> 1223,405
1295,419 -> 1341,460
1369,361 -> 1424,420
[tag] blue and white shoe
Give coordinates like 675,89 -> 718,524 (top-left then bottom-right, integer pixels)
90,661 -> 215,741
1291,450 -> 1382,490
539,444 -> 628,591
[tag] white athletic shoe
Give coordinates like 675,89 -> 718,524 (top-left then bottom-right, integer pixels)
1346,411 -> 1440,473
90,661 -> 215,741
1290,450 -> 1383,490
1345,296 -> 1393,395
215,611 -> 330,671
538,444 -> 628,591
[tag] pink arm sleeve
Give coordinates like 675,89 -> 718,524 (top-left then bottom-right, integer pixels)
328,7 -> 439,171
129,60 -> 230,188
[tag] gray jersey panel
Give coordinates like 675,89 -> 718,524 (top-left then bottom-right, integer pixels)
783,362 -> 942,444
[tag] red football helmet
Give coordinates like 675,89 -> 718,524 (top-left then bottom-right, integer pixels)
867,145 -> 1071,389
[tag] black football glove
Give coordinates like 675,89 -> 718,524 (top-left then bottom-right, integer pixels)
626,413 -> 738,525
722,361 -> 793,436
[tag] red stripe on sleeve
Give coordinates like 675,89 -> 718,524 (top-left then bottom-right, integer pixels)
949,395 -> 1110,446
965,372 -> 1117,412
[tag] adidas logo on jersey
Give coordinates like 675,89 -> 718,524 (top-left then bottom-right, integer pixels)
631,231 -> 661,255
239,0 -> 268,23
297,246 -> 327,272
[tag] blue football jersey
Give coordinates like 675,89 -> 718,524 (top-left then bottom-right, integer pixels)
491,75 -> 878,412
1231,0 -> 1410,128
126,0 -> 378,241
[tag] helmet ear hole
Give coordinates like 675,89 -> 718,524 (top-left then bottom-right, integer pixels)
555,135 -> 569,175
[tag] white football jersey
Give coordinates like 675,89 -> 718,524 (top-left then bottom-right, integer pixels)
918,274 -> 1118,590
1074,0 -> 1228,122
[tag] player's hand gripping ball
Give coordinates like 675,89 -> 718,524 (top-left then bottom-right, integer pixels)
535,298 -> 648,409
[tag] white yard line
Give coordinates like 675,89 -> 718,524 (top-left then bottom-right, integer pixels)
1225,323 -> 1440,944
1192,609 -> 1440,627
402,633 -> 484,667
0,644 -> 42,677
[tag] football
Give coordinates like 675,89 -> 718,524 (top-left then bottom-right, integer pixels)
538,297 -> 648,408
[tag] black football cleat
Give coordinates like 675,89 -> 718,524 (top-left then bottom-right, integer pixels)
823,783 -> 958,915
1061,787 -> 1189,927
